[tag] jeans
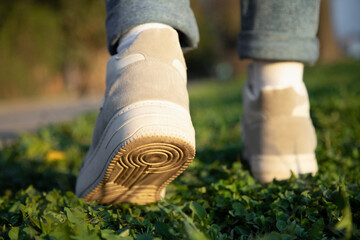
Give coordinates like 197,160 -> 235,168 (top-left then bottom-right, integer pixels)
104,0 -> 321,64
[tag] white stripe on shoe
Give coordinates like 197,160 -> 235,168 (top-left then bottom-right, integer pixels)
172,59 -> 187,80
115,53 -> 145,69
292,102 -> 310,117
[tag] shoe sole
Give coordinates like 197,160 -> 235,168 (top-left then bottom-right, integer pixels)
76,100 -> 195,205
249,153 -> 318,183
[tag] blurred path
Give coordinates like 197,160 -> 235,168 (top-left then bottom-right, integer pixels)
0,95 -> 102,146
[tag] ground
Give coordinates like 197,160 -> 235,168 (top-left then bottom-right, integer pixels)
0,60 -> 359,239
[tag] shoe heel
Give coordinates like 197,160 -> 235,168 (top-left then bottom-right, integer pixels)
82,100 -> 195,204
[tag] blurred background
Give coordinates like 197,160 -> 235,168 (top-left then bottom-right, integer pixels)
0,0 -> 358,99
0,0 -> 359,142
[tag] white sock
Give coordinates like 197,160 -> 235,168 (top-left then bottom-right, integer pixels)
248,61 -> 307,95
117,23 -> 175,55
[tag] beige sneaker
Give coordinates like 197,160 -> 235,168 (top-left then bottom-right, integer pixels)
75,28 -> 195,205
242,66 -> 318,183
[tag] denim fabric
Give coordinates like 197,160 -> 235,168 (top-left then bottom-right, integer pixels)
104,0 -> 199,55
238,0 -> 321,64
105,0 -> 321,63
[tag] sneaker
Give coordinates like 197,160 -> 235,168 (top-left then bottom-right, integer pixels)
75,28 -> 195,204
242,66 -> 318,183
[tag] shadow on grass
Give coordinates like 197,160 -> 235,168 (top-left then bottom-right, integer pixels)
0,116 -> 95,195
0,145 -> 78,195
174,144 -> 252,189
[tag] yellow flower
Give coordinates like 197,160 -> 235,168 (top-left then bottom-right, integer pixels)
45,150 -> 66,162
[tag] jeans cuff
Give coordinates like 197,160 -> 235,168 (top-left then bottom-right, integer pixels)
237,31 -> 319,65
105,0 -> 199,55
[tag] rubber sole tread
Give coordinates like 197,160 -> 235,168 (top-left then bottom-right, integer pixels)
84,135 -> 194,205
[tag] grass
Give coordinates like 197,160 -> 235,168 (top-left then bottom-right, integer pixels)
0,60 -> 360,239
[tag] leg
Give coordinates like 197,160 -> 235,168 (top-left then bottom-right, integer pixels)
238,0 -> 321,182
76,0 -> 199,204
